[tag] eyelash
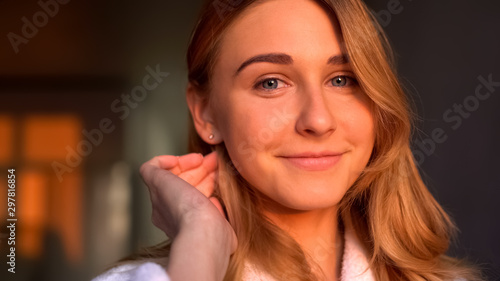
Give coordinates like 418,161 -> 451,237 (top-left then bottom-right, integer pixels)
253,75 -> 358,92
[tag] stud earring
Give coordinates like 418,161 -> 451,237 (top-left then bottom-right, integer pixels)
208,134 -> 214,140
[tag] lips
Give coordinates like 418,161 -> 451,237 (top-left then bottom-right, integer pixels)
277,151 -> 344,171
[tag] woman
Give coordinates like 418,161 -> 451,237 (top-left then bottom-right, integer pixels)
93,0 -> 482,280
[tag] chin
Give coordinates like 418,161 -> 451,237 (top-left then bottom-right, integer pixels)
272,187 -> 346,212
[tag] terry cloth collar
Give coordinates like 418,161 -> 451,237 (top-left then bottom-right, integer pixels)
242,223 -> 375,281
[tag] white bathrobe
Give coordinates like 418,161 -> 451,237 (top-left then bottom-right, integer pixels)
91,225 -> 376,281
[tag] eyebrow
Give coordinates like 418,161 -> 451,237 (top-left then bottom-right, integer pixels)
234,53 -> 350,77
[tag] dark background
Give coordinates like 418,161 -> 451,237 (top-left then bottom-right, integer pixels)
0,0 -> 498,280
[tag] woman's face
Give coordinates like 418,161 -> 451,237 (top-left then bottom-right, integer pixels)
210,0 -> 375,211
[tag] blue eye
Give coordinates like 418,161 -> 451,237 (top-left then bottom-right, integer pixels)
331,75 -> 356,87
254,78 -> 287,91
260,78 -> 279,89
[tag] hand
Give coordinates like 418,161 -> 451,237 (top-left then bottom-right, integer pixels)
140,151 -> 237,281
141,149 -> 234,238
158,151 -> 225,217
139,150 -> 237,249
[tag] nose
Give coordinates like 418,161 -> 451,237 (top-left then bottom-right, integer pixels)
295,86 -> 336,138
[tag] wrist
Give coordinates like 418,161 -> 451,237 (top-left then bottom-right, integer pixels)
167,223 -> 232,281
180,214 -> 234,255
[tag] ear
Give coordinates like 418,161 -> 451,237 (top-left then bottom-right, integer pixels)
186,83 -> 222,145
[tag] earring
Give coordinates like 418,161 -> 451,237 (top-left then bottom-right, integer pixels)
208,134 -> 214,140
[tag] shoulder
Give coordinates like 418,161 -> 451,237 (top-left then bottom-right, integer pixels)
91,262 -> 170,281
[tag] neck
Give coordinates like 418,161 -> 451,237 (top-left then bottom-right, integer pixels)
262,205 -> 344,281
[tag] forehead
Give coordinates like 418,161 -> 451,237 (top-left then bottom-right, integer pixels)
217,0 -> 343,67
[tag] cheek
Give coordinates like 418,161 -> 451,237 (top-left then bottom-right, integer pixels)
344,103 -> 374,147
217,98 -> 282,165
340,95 -> 376,173
216,99 -> 299,202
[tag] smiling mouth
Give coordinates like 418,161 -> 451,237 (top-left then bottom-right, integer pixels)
277,152 -> 344,171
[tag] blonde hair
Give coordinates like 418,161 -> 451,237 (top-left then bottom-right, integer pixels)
118,0 -> 483,280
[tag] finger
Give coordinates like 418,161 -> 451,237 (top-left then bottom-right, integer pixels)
209,197 -> 226,218
195,171 -> 217,197
140,160 -> 159,186
178,167 -> 208,186
166,153 -> 201,175
201,151 -> 218,174
177,151 -> 217,185
140,161 -> 186,196
155,155 -> 179,170
141,156 -> 178,172
139,163 -> 166,200
177,153 -> 204,172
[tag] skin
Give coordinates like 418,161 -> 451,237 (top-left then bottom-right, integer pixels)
141,152 -> 236,281
142,0 -> 375,280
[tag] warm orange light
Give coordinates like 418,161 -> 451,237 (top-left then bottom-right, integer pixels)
15,114 -> 85,263
23,115 -> 81,162
18,169 -> 48,259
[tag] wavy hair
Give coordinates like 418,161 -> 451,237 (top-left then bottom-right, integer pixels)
119,0 -> 482,280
